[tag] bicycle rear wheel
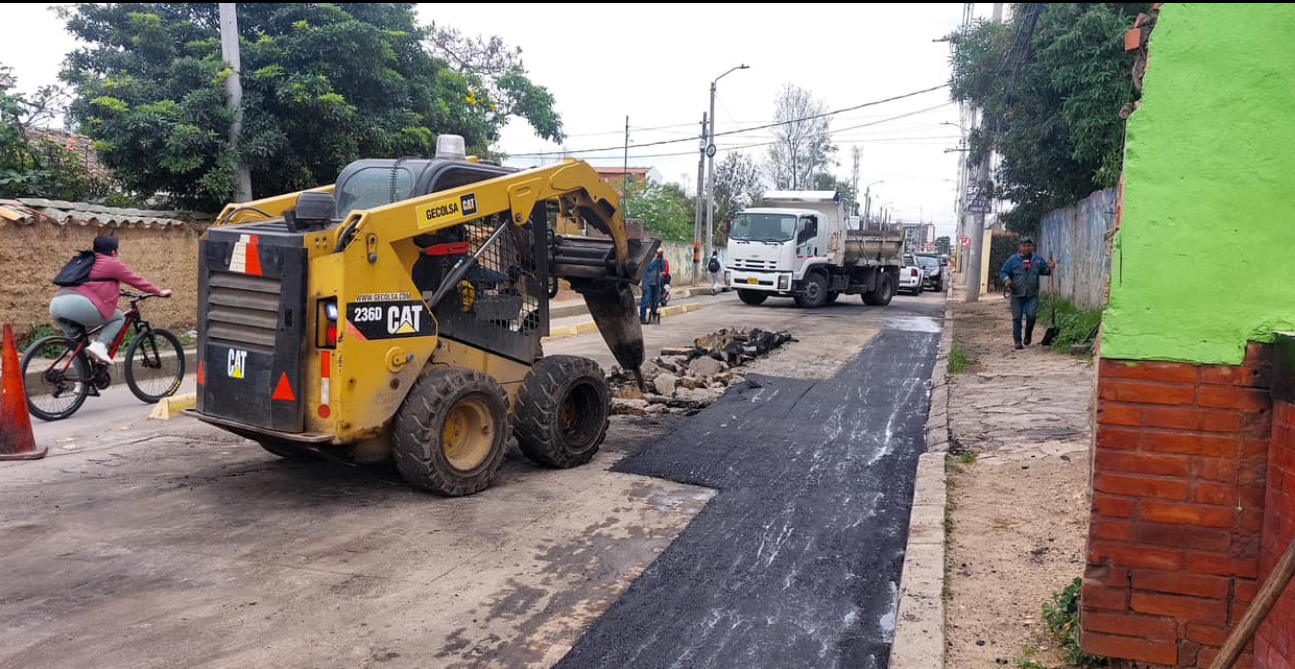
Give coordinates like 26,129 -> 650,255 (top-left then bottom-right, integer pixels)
125,328 -> 186,403
21,336 -> 91,421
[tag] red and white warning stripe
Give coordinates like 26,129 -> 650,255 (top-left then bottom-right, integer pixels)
228,234 -> 262,275
318,351 -> 332,419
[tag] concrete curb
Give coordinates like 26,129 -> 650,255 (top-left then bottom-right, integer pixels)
543,302 -> 704,341
889,294 -> 954,669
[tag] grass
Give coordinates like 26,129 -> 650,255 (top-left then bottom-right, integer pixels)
948,344 -> 978,373
1039,296 -> 1102,355
1013,577 -> 1108,668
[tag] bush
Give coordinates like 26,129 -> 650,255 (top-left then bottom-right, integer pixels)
1039,295 -> 1101,353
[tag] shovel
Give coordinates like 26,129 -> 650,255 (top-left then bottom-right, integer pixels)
1040,256 -> 1060,346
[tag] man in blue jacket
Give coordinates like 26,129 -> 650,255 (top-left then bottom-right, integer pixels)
640,249 -> 665,324
999,237 -> 1056,350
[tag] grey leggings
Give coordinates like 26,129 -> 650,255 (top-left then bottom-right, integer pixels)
50,293 -> 124,345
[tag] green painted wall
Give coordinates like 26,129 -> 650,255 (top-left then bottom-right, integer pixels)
1102,3 -> 1295,365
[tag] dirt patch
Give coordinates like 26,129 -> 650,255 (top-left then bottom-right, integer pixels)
944,298 -> 1094,669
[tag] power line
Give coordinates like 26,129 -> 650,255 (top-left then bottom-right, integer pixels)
507,83 -> 949,157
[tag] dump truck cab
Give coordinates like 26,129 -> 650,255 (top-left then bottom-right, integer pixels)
193,137 -> 657,494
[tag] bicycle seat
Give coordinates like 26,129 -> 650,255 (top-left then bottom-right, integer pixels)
55,318 -> 88,339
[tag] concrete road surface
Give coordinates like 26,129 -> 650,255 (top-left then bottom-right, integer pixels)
0,290 -> 943,669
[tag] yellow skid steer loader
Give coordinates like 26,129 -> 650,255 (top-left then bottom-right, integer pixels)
192,136 -> 658,495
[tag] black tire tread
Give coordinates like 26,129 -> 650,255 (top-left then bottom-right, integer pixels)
513,355 -> 610,469
391,368 -> 509,496
737,289 -> 767,306
21,336 -> 89,422
124,328 -> 186,404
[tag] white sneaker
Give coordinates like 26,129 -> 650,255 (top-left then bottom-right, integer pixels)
86,341 -> 112,363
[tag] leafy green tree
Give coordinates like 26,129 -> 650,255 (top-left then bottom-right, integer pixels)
624,179 -> 691,243
935,235 -> 952,255
0,65 -> 113,201
712,152 -> 764,247
950,3 -> 1148,232
59,3 -> 563,209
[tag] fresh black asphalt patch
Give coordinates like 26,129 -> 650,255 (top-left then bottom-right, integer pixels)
557,328 -> 939,669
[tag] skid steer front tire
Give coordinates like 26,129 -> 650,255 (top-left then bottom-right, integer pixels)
392,368 -> 509,496
513,356 -> 610,469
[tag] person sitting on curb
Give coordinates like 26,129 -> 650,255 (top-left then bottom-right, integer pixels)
49,236 -> 172,363
639,249 -> 665,324
999,237 -> 1055,350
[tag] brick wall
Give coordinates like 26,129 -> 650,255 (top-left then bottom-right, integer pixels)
1083,344 -> 1274,668
1256,365 -> 1295,668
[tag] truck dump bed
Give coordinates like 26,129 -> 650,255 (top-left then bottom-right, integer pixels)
843,228 -> 904,268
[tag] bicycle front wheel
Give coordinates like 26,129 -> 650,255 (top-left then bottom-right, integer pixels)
21,336 -> 91,421
125,328 -> 186,403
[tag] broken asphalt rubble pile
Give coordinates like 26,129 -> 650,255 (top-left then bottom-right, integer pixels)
608,328 -> 796,417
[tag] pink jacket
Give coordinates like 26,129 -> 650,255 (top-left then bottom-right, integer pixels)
68,253 -> 162,319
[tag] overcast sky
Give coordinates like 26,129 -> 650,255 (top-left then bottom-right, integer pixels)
2,3 -> 997,236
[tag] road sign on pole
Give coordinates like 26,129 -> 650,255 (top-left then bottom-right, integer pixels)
958,236 -> 971,248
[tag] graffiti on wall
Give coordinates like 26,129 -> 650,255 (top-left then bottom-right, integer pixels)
1037,189 -> 1117,310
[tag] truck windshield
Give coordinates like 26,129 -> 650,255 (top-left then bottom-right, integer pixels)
730,213 -> 797,242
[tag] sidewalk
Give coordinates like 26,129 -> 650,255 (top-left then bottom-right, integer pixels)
942,297 -> 1095,668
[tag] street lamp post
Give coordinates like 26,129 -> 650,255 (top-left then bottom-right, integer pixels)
705,64 -> 749,260
862,180 -> 884,226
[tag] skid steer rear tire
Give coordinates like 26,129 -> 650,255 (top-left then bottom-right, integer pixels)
392,368 -> 509,496
513,356 -> 610,469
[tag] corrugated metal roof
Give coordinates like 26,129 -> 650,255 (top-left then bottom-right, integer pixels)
0,198 -> 210,229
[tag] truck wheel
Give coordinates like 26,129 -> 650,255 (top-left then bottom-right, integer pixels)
864,273 -> 896,306
794,273 -> 829,308
737,289 -> 768,306
825,291 -> 840,304
513,356 -> 610,468
392,368 -> 509,496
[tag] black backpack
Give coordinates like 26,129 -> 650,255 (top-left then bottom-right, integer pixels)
708,256 -> 721,273
53,251 -> 97,287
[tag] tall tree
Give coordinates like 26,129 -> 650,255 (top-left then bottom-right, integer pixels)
764,84 -> 835,190
711,151 -> 764,246
0,65 -> 111,201
950,2 -> 1148,232
624,179 -> 691,243
59,3 -> 564,209
810,172 -> 855,213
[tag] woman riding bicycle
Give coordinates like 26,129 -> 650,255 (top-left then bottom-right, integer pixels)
49,236 -> 172,364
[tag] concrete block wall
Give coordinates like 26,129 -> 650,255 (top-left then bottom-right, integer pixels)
1084,347 -> 1274,667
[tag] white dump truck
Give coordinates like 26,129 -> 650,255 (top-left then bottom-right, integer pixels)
725,191 -> 904,308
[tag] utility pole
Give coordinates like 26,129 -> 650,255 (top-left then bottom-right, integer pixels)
219,3 -> 252,202
622,115 -> 630,217
705,64 -> 748,261
850,146 -> 861,216
693,112 -> 707,286
963,1 -> 1003,303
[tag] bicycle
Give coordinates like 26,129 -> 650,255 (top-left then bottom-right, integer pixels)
22,291 -> 186,421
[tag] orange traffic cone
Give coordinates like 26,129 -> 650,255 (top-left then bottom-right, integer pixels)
0,324 -> 46,460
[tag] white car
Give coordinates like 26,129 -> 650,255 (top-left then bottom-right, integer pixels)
898,255 -> 923,295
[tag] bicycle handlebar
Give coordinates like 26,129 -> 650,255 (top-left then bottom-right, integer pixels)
120,291 -> 170,301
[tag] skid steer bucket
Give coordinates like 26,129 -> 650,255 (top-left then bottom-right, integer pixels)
554,235 -> 660,389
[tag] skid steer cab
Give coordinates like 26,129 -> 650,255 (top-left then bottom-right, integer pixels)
192,135 -> 659,495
